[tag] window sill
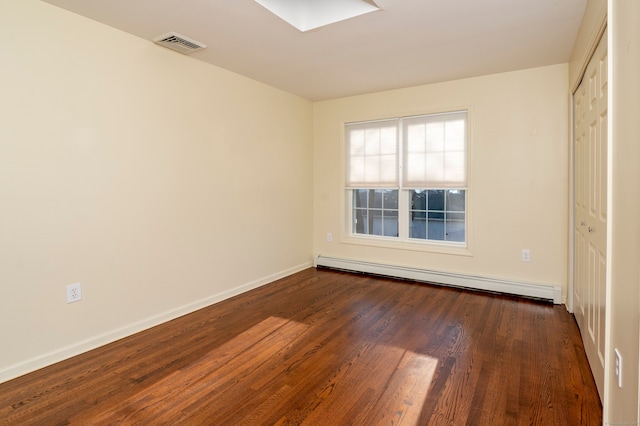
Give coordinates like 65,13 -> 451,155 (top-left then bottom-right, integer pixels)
341,234 -> 473,257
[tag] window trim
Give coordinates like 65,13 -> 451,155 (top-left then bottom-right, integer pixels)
341,107 -> 473,256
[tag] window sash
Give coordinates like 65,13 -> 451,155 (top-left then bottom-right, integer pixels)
402,111 -> 467,188
345,119 -> 399,188
346,187 -> 467,245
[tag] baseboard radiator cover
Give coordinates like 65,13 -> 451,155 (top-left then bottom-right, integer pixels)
315,255 -> 562,304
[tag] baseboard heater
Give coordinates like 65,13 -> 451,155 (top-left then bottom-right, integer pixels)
315,255 -> 562,304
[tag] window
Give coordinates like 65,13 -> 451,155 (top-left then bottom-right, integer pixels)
346,111 -> 468,245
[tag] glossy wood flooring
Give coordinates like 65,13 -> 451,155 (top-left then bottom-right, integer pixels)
0,268 -> 602,425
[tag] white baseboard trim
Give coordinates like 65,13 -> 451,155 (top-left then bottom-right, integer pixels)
0,261 -> 313,384
316,255 -> 562,304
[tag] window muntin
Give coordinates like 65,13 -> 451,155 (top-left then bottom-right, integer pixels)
346,111 -> 468,246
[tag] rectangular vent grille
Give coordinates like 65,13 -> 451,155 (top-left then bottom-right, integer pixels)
153,32 -> 206,54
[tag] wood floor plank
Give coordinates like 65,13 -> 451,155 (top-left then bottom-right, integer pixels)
0,268 -> 602,425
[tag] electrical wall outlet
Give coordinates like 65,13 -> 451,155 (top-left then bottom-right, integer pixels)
327,232 -> 333,242
66,283 -> 82,303
521,249 -> 531,262
615,348 -> 622,388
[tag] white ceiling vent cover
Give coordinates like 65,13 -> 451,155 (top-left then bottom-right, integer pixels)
153,32 -> 206,54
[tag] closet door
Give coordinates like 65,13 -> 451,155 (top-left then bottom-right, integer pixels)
573,29 -> 607,400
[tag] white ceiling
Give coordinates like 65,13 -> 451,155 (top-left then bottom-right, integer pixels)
42,0 -> 587,101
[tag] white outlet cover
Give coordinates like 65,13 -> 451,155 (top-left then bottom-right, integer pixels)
66,283 -> 82,303
615,348 -> 622,388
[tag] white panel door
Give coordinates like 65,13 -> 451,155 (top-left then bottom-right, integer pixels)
573,30 -> 607,400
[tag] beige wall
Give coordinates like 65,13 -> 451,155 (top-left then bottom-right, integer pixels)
313,65 -> 569,294
0,0 -> 313,382
606,0 -> 640,422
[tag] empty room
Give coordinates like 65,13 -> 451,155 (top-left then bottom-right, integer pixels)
1,0 -> 639,424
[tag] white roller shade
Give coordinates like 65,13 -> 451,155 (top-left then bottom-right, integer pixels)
346,119 -> 398,188
402,111 -> 467,188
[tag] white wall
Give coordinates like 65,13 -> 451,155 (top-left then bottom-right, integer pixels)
0,0 -> 313,382
314,65 -> 569,296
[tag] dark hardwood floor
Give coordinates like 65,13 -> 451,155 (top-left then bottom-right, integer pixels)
0,268 -> 602,425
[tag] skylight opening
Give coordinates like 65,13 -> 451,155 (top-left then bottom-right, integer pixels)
254,0 -> 379,32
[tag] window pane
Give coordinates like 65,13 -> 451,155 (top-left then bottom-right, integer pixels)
428,211 -> 445,220
445,120 -> 465,151
353,208 -> 367,234
446,212 -> 465,242
380,154 -> 398,183
409,211 -> 426,239
380,127 -> 397,154
369,189 -> 382,208
427,211 -> 445,240
407,124 -> 426,152
371,209 -> 383,235
364,156 -> 381,182
425,154 -> 445,182
384,189 -> 398,209
352,189 -> 398,238
447,190 -> 465,211
428,190 -> 445,211
444,151 -> 465,182
349,157 -> 365,183
406,153 -> 426,182
354,189 -> 367,208
350,130 -> 365,155
384,210 -> 398,237
411,190 -> 426,210
411,210 -> 426,220
447,212 -> 464,221
426,122 -> 445,152
365,128 -> 381,155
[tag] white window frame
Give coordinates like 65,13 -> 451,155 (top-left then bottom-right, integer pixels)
343,109 -> 472,256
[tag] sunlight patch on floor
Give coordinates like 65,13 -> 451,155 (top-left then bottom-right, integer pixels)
377,349 -> 439,424
93,316 -> 309,422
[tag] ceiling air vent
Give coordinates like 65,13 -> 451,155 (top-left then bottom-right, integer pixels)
153,32 -> 206,54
